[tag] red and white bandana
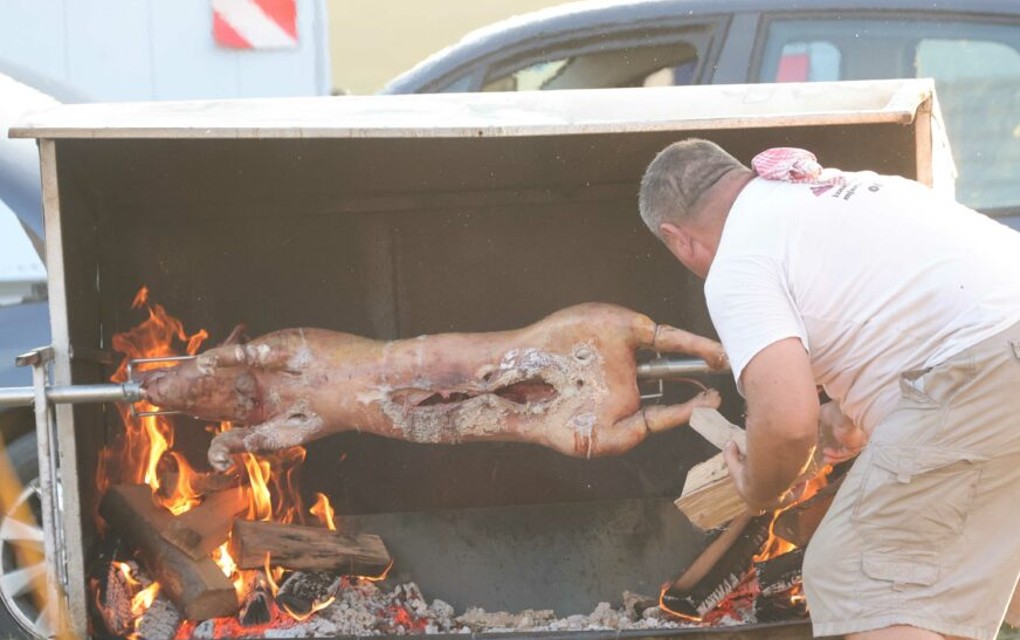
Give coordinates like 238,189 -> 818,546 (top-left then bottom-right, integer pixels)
751,147 -> 845,185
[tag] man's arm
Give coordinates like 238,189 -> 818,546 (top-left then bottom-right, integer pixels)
723,337 -> 819,511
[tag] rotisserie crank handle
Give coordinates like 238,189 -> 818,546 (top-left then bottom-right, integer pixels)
636,356 -> 730,380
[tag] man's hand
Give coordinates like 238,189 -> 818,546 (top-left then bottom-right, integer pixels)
818,401 -> 868,464
721,438 -> 782,513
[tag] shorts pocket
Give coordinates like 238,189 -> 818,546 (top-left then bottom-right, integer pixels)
862,555 -> 939,591
852,445 -> 988,551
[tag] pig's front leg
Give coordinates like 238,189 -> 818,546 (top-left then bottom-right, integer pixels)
207,401 -> 326,471
592,389 -> 723,456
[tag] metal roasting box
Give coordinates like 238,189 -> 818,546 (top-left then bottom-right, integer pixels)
6,79 -> 953,639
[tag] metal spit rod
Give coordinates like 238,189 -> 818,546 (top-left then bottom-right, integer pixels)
636,356 -> 728,379
0,355 -> 724,411
0,382 -> 143,409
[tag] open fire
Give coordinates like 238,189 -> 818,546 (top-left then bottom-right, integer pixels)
90,289 -> 827,639
92,288 -> 396,638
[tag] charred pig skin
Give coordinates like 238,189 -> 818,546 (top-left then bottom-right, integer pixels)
138,302 -> 727,470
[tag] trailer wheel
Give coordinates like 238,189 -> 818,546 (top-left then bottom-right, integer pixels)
0,432 -> 50,639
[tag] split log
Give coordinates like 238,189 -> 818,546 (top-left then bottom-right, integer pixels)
661,512 -> 773,619
677,409 -> 832,531
675,409 -> 749,530
688,408 -> 746,451
229,519 -> 391,576
161,486 -> 248,560
675,453 -> 748,530
238,573 -> 273,627
98,485 -> 238,621
753,548 -> 804,598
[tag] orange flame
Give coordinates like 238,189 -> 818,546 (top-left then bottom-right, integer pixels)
101,287 -> 208,516
241,452 -> 274,522
754,466 -> 832,564
104,562 -> 161,639
99,289 -> 339,634
131,582 -> 160,615
309,492 -> 337,531
280,595 -> 338,623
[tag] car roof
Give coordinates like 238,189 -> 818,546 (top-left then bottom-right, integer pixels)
0,70 -> 61,242
382,0 -> 1020,94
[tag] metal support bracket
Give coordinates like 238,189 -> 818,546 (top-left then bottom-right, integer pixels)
17,346 -> 66,637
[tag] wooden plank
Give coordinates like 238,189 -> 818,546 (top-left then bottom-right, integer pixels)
9,79 -> 932,140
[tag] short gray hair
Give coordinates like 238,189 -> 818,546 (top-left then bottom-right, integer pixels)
638,139 -> 747,239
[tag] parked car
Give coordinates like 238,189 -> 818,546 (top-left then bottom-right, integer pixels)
383,0 -> 1020,229
0,69 -> 56,640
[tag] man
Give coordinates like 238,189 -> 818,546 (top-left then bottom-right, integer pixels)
638,138 -> 1020,640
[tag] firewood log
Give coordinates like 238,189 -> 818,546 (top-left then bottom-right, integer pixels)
675,409 -> 749,530
160,486 -> 248,560
98,485 -> 238,621
753,548 -> 805,598
661,512 -> 773,619
229,519 -> 391,576
675,453 -> 749,530
136,303 -> 726,470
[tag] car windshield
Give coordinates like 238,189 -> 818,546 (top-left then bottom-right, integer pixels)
759,17 -> 1020,215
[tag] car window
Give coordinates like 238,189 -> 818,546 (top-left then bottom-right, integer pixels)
482,41 -> 701,91
0,198 -> 46,307
759,16 -> 1020,213
478,24 -> 716,92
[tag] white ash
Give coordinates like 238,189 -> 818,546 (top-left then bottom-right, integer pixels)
258,579 -> 695,637
136,594 -> 181,640
102,561 -> 699,638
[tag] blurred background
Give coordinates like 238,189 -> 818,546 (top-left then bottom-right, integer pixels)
0,0 -> 565,100
1,1 -> 1020,638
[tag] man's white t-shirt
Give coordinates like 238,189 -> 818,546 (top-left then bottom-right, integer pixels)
705,172 -> 1020,433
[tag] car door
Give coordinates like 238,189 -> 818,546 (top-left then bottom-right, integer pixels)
753,10 -> 1020,226
432,14 -> 731,93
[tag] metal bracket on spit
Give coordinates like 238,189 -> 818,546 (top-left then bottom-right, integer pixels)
125,355 -> 196,418
635,355 -> 730,403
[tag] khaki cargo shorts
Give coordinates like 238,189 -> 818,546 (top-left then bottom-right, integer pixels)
803,321 -> 1020,640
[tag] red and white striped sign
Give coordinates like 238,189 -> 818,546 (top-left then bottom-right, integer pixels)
213,0 -> 298,50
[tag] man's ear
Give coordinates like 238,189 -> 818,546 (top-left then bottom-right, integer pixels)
659,222 -> 693,262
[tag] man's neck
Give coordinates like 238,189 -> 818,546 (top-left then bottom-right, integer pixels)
693,168 -> 756,255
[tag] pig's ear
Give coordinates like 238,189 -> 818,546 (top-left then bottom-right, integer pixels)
221,323 -> 249,346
